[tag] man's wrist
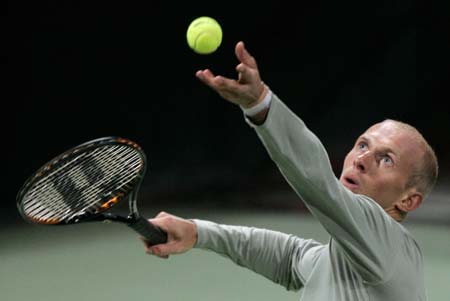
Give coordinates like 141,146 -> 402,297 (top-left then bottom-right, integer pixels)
241,87 -> 272,117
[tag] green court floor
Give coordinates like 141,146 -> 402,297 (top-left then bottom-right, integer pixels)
1,209 -> 449,301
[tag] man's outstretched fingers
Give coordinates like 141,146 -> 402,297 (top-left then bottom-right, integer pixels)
235,41 -> 257,68
236,63 -> 255,84
196,69 -> 215,82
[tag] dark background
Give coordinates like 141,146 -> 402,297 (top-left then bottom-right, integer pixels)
8,1 -> 450,223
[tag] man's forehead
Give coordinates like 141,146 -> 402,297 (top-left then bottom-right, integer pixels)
362,121 -> 422,159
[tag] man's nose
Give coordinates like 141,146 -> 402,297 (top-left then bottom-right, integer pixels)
354,152 -> 371,172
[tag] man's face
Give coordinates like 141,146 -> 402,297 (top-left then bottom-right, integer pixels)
339,121 -> 421,209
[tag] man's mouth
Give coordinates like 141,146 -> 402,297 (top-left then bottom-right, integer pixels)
343,176 -> 359,189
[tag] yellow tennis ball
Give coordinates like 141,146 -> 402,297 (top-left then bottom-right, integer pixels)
186,16 -> 222,54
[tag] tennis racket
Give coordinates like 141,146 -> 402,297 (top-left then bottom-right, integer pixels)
16,136 -> 167,246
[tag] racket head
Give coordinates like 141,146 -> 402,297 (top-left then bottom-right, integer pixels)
16,137 -> 147,225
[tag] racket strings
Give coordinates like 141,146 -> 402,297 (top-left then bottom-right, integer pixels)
27,145 -> 119,196
32,146 -> 135,208
23,145 -> 126,215
25,148 -> 141,222
23,148 -> 123,221
60,159 -> 141,221
29,159 -> 140,222
25,146 -> 139,219
37,164 -> 139,223
23,145 -> 144,222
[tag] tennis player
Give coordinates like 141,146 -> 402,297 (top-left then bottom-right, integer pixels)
143,41 -> 438,300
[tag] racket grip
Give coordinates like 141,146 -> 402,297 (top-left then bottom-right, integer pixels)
128,217 -> 168,246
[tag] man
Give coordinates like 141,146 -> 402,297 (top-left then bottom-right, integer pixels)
142,41 -> 438,300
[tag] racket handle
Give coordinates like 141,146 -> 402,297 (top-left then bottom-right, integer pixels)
128,217 -> 168,246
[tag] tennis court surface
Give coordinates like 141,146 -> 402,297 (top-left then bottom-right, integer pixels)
1,208 -> 448,301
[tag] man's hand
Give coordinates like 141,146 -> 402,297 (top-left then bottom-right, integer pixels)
141,212 -> 198,259
196,41 -> 267,108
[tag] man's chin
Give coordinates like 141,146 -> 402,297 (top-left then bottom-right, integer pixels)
347,187 -> 370,198
342,183 -> 360,194
349,187 -> 359,194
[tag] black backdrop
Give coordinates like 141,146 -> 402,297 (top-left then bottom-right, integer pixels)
8,1 -> 450,222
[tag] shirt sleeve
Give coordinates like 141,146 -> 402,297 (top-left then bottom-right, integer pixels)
192,219 -> 323,291
246,92 -> 402,284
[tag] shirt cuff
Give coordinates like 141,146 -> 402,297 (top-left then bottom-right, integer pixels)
192,219 -> 213,249
240,89 -> 273,117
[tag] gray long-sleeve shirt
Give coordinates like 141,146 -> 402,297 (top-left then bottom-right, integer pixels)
193,92 -> 426,300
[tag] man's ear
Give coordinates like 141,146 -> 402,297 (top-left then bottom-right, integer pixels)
395,191 -> 423,213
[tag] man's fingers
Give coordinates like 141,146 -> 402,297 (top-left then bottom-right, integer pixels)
149,242 -> 179,258
142,235 -> 174,258
235,41 -> 257,69
155,211 -> 169,218
144,244 -> 169,259
148,217 -> 170,234
141,228 -> 174,258
214,76 -> 240,90
197,69 -> 242,94
196,69 -> 231,91
196,69 -> 215,85
197,69 -> 239,89
236,63 -> 257,84
140,213 -> 197,260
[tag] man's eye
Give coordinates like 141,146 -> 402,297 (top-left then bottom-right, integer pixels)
383,156 -> 393,165
358,142 -> 367,150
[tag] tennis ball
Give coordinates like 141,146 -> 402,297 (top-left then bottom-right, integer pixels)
186,16 -> 222,54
